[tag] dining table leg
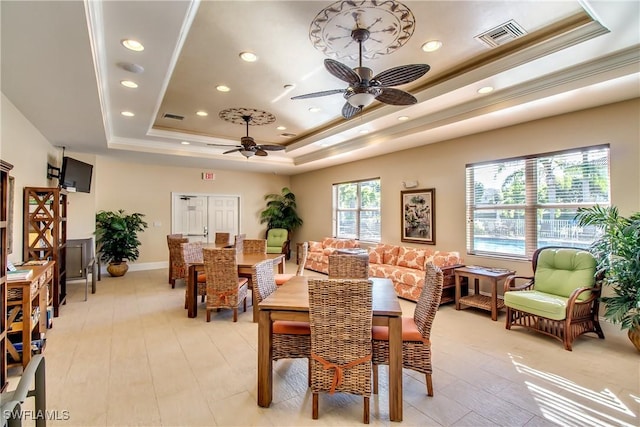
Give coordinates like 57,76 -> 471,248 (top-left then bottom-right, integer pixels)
388,315 -> 403,421
257,309 -> 273,407
187,265 -> 197,318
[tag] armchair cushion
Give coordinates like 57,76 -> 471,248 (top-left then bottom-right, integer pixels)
266,228 -> 289,254
534,249 -> 596,300
503,290 -> 568,320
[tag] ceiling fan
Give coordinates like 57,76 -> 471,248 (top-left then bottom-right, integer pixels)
210,115 -> 285,158
291,27 -> 430,119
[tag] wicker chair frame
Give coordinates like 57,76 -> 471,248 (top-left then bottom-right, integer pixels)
275,242 -> 308,285
328,254 -> 369,279
233,234 -> 246,253
180,242 -> 206,307
308,277 -> 373,423
504,246 -> 605,351
203,248 -> 248,322
167,235 -> 188,288
372,263 -> 443,397
215,232 -> 231,245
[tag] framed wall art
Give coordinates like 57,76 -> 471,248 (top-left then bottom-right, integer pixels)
401,188 -> 435,244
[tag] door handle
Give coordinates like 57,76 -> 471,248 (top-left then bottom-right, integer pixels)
204,226 -> 208,237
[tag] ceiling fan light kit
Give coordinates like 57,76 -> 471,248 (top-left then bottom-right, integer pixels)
292,0 -> 429,119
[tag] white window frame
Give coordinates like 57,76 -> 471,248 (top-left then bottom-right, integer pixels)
333,178 -> 381,242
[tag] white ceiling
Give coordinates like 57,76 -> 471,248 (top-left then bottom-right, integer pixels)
2,1 -> 639,175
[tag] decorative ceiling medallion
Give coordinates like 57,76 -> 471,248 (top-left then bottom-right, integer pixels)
218,108 -> 276,126
309,0 -> 416,61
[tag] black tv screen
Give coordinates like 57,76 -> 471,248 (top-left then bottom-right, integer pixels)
60,157 -> 93,193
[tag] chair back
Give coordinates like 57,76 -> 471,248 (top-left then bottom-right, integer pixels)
296,242 -> 309,276
181,241 -> 203,264
266,228 -> 289,254
328,254 -> 369,279
308,277 -> 372,396
167,236 -> 189,279
414,262 -> 444,339
203,248 -> 243,308
533,247 -> 596,299
244,239 -> 267,254
234,234 -> 246,253
252,259 -> 277,305
215,232 -> 230,245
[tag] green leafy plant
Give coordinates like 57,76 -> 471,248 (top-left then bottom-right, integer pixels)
259,187 -> 303,232
95,209 -> 148,264
575,205 -> 640,330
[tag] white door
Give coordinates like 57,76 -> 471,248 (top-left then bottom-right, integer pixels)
172,193 -> 239,243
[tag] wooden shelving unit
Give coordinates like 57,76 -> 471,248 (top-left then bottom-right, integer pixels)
0,160 -> 14,390
23,187 -> 67,317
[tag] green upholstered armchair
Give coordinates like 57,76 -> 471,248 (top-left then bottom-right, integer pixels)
266,228 -> 290,260
504,246 -> 604,351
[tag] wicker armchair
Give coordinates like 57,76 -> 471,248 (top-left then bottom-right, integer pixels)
504,246 -> 604,351
308,277 -> 373,423
252,259 -> 311,370
180,241 -> 206,308
167,235 -> 188,288
275,242 -> 308,285
372,262 -> 443,396
328,254 -> 369,279
202,248 -> 248,322
215,232 -> 230,245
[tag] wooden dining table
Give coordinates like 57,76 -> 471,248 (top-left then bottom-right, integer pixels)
257,276 -> 404,422
186,251 -> 286,318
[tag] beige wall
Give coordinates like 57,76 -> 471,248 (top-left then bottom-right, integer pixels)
290,98 -> 640,277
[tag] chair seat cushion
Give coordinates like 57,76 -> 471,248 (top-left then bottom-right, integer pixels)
273,320 -> 310,335
266,247 -> 282,254
372,316 -> 427,343
504,290 -> 568,320
197,273 -> 206,283
274,273 -> 294,285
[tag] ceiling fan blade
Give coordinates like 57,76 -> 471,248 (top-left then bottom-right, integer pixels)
342,102 -> 361,120
291,89 -> 345,100
376,88 -> 417,105
325,59 -> 360,85
255,149 -> 268,157
223,148 -> 242,154
208,143 -> 242,148
373,64 -> 430,87
258,144 -> 285,151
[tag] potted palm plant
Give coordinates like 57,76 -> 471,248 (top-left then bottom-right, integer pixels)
259,187 -> 303,233
575,205 -> 640,351
95,209 -> 148,277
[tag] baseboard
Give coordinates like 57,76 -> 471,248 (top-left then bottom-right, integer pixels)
99,261 -> 168,275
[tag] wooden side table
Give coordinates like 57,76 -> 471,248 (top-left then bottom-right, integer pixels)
454,266 -> 514,321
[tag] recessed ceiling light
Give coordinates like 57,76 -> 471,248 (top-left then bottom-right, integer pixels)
120,80 -> 138,88
196,111 -> 208,117
181,141 -> 190,145
239,51 -> 258,62
309,107 -> 321,113
276,126 -> 286,130
478,86 -> 494,94
216,85 -> 230,92
398,116 -> 410,121
421,40 -> 442,52
121,111 -> 135,117
121,39 -> 144,52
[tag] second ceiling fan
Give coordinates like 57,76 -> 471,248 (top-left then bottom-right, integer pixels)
292,27 -> 430,119
210,113 -> 285,158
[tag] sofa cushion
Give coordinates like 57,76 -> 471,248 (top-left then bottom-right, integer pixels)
309,241 -> 323,252
427,251 -> 462,268
397,246 -> 427,270
368,245 -> 384,264
504,290 -> 568,320
535,248 -> 596,299
379,244 -> 400,265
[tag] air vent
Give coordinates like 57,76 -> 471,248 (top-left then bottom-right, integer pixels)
163,113 -> 184,120
475,20 -> 526,48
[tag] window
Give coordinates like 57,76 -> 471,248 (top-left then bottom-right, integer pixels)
333,178 -> 381,242
466,145 -> 610,258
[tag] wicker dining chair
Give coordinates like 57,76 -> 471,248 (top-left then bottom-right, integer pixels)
233,233 -> 246,253
239,239 -> 267,293
328,254 -> 369,279
372,262 -> 443,397
215,232 -> 231,246
252,259 -> 311,370
308,277 -> 373,423
275,242 -> 308,285
167,235 -> 188,288
180,241 -> 206,308
202,248 -> 248,322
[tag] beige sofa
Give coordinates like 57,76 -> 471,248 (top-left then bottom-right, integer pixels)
367,243 -> 463,303
305,237 -> 360,274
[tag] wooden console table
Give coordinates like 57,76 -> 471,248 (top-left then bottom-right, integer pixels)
454,266 -> 514,321
7,261 -> 53,368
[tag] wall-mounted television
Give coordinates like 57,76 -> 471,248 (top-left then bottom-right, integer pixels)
60,156 -> 93,193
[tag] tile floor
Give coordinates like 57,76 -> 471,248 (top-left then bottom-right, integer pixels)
8,263 -> 639,426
